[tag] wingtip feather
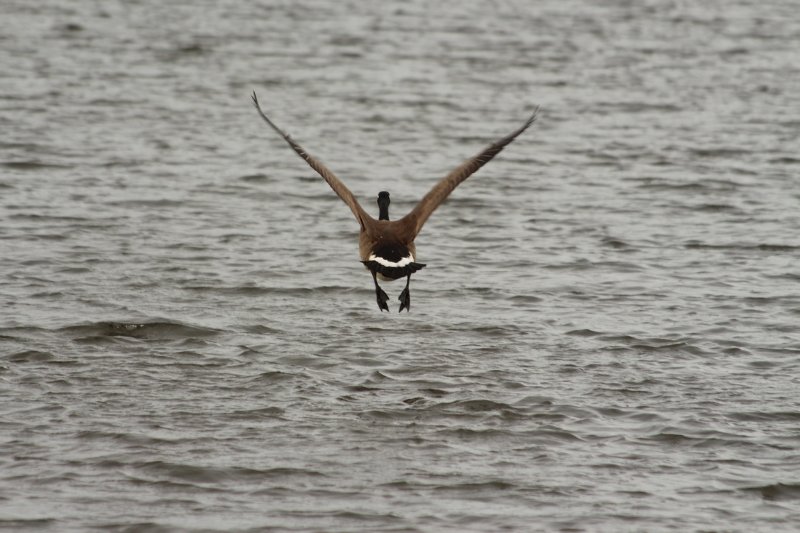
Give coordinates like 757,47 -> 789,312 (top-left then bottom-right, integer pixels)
527,105 -> 540,126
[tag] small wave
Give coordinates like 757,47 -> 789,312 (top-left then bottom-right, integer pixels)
5,350 -> 55,363
153,42 -> 214,63
435,427 -> 515,440
184,285 -> 274,296
566,328 -> 603,337
684,241 -> 799,252
434,480 -> 518,492
769,156 -> 800,164
242,324 -> 283,334
247,370 -> 306,384
509,294 -> 543,304
600,102 -> 683,114
239,173 -> 271,182
630,177 -> 741,192
598,334 -> 640,343
1,160 -> 72,170
401,396 -> 426,406
742,483 -> 800,501
689,147 -> 752,158
425,399 -> 524,419
447,323 -> 528,338
360,408 -> 419,421
643,427 -> 748,448
766,272 -> 800,281
226,406 -> 285,419
331,510 -> 404,523
728,411 -> 800,422
723,346 -> 753,356
175,43 -> 208,55
60,321 -> 220,340
695,203 -> 740,212
0,519 -> 57,528
601,236 -> 633,249
185,285 -> 350,296
596,334 -> 710,356
629,341 -> 710,356
77,430 -> 191,447
135,461 -> 326,484
95,521 -> 174,533
107,199 -> 184,208
9,213 -> 88,222
645,432 -> 695,445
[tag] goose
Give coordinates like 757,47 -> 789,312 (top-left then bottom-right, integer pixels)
251,92 -> 538,312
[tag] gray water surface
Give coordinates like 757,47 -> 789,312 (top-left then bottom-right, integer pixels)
2,1 -> 800,531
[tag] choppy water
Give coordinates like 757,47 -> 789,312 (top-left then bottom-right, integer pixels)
2,0 -> 800,531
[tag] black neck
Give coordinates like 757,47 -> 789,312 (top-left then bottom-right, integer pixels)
377,192 -> 390,220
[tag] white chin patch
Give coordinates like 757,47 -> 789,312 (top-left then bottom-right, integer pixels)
368,252 -> 414,268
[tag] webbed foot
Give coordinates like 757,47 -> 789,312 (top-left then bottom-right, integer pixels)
398,287 -> 410,312
371,272 -> 390,312
376,285 -> 390,312
398,274 -> 411,312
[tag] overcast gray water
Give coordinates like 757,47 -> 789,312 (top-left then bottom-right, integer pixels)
2,1 -> 800,531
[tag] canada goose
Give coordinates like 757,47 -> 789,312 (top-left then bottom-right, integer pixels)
251,92 -> 538,312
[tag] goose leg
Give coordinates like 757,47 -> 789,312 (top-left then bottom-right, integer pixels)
398,274 -> 411,313
372,271 -> 389,312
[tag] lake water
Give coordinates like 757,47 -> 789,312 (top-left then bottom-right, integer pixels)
2,0 -> 799,531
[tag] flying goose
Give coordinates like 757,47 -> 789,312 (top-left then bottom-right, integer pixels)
251,92 -> 538,312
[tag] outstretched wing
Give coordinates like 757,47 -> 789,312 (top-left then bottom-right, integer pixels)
400,108 -> 539,237
251,92 -> 371,229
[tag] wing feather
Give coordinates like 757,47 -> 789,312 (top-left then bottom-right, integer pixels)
251,92 -> 371,228
401,108 -> 539,237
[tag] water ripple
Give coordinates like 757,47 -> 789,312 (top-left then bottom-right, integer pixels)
1,0 -> 799,531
